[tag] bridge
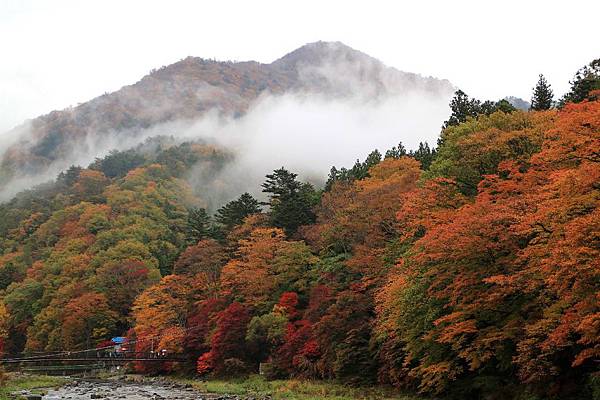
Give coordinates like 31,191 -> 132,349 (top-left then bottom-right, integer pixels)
0,350 -> 189,375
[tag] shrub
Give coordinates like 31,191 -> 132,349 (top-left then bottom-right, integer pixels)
221,358 -> 250,377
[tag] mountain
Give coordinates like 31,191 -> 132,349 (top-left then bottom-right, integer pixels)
505,96 -> 531,110
272,41 -> 449,96
0,41 -> 454,198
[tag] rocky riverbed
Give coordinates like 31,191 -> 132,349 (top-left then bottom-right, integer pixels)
15,378 -> 271,400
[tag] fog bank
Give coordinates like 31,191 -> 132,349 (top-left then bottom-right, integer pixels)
0,88 -> 450,205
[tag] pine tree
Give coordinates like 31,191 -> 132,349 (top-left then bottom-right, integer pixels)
187,207 -> 211,244
559,59 -> 600,106
442,90 -> 482,128
325,166 -> 342,191
56,165 -> 83,187
262,168 -> 317,235
493,99 -> 517,114
443,90 -> 517,130
363,149 -> 382,171
530,74 -> 554,110
409,142 -> 436,170
385,142 -> 407,159
215,193 -> 261,230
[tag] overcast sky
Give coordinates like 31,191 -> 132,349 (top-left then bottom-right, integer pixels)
0,0 -> 598,133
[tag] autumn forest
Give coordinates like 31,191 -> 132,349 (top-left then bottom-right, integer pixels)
1,55 -> 599,400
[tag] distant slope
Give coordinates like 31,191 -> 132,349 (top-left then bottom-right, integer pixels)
0,41 -> 454,197
505,96 -> 531,110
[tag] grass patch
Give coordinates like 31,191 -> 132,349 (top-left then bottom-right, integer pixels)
0,374 -> 67,400
174,374 -> 425,400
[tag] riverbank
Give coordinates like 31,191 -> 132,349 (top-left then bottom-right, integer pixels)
0,373 -> 425,400
172,374 -> 424,400
0,374 -> 67,400
1,374 -> 210,400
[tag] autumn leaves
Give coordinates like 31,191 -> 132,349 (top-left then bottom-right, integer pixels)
0,98 -> 598,399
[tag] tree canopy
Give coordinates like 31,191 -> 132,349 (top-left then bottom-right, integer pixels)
0,68 -> 598,399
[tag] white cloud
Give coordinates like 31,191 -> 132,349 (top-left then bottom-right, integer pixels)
179,90 -> 450,208
0,88 -> 451,203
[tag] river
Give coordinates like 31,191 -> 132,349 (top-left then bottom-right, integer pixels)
36,378 -> 244,400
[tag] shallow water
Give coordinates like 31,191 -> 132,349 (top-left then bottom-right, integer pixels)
42,379 -> 219,400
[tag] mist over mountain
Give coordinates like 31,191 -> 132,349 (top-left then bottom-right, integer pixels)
505,96 -> 531,110
2,2 -> 599,397
0,41 -> 454,201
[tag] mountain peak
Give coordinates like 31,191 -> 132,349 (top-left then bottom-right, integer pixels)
271,41 -> 378,70
0,42 -> 454,198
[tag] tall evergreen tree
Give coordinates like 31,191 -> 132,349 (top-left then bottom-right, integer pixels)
187,207 -> 211,244
443,90 -> 482,128
530,74 -> 554,110
443,90 -> 517,130
410,142 -> 436,170
560,59 -> 600,106
325,150 -> 383,190
215,193 -> 261,230
363,149 -> 382,170
90,149 -> 146,178
493,99 -> 517,114
384,142 -> 407,159
56,165 -> 83,187
262,168 -> 317,235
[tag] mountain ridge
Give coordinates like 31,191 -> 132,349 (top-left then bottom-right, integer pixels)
0,41 -> 455,195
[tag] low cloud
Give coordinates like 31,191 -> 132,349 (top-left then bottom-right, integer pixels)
0,45 -> 453,205
0,89 -> 451,205
179,90 -> 450,208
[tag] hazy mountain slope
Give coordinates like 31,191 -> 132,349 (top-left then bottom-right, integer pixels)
0,41 -> 454,198
273,41 -> 452,97
0,59 -> 293,173
505,96 -> 531,110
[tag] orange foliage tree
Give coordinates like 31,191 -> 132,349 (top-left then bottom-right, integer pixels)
376,99 -> 600,397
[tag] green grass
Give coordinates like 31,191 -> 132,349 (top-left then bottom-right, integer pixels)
0,373 -> 67,400
0,372 -> 426,400
174,374 -> 426,400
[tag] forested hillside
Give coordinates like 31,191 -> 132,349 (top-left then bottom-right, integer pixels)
0,41 -> 453,199
0,59 -> 599,400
